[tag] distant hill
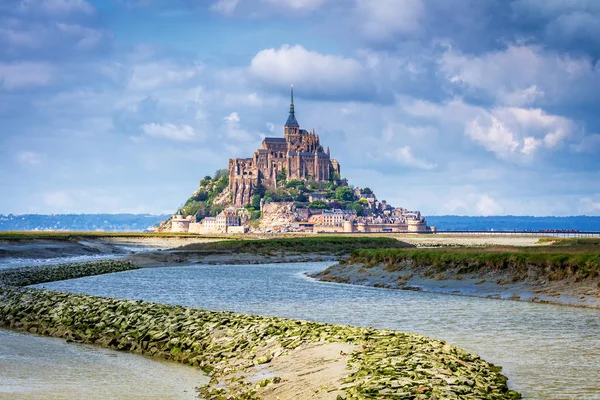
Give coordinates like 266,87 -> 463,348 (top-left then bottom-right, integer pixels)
0,214 -> 170,232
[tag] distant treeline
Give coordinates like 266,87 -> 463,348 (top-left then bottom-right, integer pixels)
0,214 -> 170,232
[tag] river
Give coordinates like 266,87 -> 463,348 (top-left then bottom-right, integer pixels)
32,261 -> 600,399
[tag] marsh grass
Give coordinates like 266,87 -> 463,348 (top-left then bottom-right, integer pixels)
349,247 -> 600,281
177,236 -> 413,254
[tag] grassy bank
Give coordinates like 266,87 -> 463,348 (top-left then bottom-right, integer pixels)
177,236 -> 413,254
346,248 -> 600,281
0,260 -> 519,399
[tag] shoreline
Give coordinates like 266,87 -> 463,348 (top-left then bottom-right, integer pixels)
310,260 -> 600,310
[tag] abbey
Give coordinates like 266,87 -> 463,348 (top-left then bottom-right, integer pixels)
228,87 -> 341,206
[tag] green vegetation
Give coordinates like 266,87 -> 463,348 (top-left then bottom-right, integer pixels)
177,236 -> 414,254
308,200 -> 330,209
1,262 -> 519,399
180,169 -> 229,219
346,247 -> 600,281
537,238 -> 600,247
0,260 -> 138,287
335,186 -> 354,202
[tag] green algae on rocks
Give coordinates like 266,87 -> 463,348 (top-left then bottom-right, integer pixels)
0,260 -> 139,287
0,260 -> 521,399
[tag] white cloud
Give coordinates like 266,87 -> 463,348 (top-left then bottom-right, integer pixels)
17,151 -> 42,165
223,112 -> 254,142
355,0 -> 424,39
388,146 -> 436,170
579,195 -> 600,215
249,45 -> 366,93
142,123 -> 197,141
261,0 -> 326,10
466,116 -> 520,157
439,44 -> 600,106
210,0 -> 239,15
18,0 -> 95,15
129,61 -> 203,91
0,62 -> 53,89
224,111 -> 240,122
475,194 -> 503,216
0,28 -> 40,48
403,97 -> 576,159
56,23 -> 104,50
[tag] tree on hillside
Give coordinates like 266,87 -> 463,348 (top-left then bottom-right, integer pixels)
276,168 -> 287,187
362,187 -> 373,195
357,198 -> 369,206
335,186 -> 354,202
251,194 -> 261,209
214,169 -> 228,180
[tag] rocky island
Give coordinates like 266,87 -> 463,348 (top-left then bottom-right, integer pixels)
161,87 -> 433,235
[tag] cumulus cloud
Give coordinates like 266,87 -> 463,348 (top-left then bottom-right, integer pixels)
403,97 -> 577,159
355,0 -> 424,39
249,45 -> 369,98
439,44 -> 600,106
0,62 -> 53,89
388,146 -> 436,170
142,123 -> 197,141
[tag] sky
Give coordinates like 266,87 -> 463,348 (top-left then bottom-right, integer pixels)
1,0 -> 599,216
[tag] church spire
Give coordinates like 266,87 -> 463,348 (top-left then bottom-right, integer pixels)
285,84 -> 299,128
290,84 -> 295,114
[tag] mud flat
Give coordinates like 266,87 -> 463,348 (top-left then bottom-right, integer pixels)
0,260 -> 520,399
311,247 -> 600,309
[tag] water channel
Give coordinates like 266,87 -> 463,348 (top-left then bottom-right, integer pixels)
34,261 -> 600,399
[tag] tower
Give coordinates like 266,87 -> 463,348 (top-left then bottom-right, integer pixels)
284,84 -> 300,141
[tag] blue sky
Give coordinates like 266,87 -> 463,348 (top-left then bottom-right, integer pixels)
1,0 -> 599,216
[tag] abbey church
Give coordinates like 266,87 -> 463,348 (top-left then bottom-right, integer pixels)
228,87 -> 341,206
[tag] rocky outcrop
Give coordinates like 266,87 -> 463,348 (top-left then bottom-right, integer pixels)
258,202 -> 301,231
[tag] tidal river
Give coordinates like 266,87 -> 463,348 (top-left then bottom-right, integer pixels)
34,261 -> 600,399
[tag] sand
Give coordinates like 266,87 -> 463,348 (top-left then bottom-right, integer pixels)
251,342 -> 356,400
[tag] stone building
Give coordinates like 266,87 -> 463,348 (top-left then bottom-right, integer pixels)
228,86 -> 341,206
188,207 -> 245,234
170,210 -> 195,233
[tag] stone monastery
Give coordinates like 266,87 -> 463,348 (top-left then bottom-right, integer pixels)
228,86 -> 341,206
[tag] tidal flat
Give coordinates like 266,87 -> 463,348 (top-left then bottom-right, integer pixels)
1,235 -> 599,399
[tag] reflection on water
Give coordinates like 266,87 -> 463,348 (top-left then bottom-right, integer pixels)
38,262 -> 600,399
0,329 -> 208,400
